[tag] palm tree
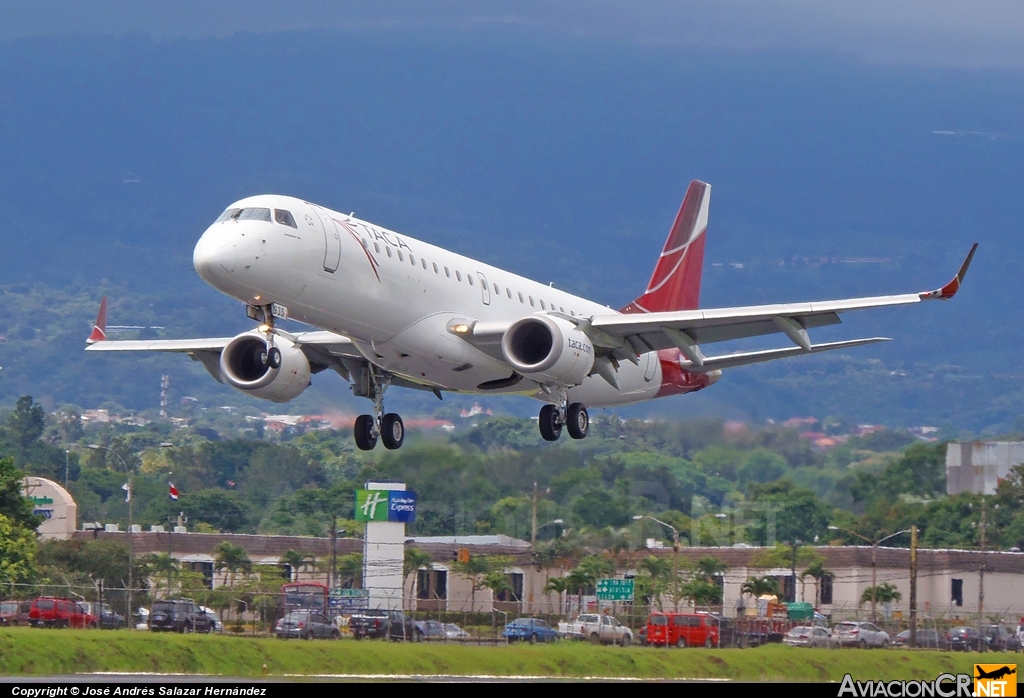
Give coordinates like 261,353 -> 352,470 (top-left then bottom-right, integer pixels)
543,576 -> 569,615
801,561 -> 832,608
214,541 -> 252,588
860,582 -> 901,606
740,575 -> 779,600
279,549 -> 315,582
695,556 -> 728,582
403,548 -> 433,608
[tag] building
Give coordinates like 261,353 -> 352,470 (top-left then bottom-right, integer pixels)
22,477 -> 77,540
946,441 -> 1024,495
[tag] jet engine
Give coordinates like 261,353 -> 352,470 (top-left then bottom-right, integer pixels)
219,332 -> 310,403
501,315 -> 595,386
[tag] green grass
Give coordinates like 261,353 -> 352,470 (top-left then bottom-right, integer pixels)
0,628 -> 1006,680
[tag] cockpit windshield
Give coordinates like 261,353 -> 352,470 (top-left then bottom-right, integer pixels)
274,209 -> 297,228
215,207 -> 272,223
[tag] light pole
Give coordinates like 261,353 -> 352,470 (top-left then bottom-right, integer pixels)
88,442 -> 173,628
634,515 -> 680,610
828,526 -> 910,623
65,449 -> 70,492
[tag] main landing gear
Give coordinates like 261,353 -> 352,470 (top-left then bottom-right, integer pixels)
353,366 -> 405,451
538,393 -> 589,442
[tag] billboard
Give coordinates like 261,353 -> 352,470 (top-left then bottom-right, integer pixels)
355,489 -> 417,523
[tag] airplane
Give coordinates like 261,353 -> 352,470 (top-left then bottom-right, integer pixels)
85,180 -> 977,451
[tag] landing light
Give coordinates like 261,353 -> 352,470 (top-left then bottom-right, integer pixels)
452,324 -> 470,334
258,324 -> 271,333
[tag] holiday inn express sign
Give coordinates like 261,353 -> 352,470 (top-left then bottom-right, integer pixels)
355,489 -> 417,523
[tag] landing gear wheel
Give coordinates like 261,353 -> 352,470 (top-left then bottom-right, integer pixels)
566,403 -> 589,439
381,413 -> 405,450
538,404 -> 562,441
267,346 -> 282,369
354,414 -> 378,451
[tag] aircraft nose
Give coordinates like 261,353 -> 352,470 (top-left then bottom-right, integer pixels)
193,226 -> 236,286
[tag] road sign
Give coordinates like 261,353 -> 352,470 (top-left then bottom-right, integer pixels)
596,578 -> 634,601
329,588 -> 369,612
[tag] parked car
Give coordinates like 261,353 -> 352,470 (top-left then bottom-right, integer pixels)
199,606 -> 222,632
275,611 -> 340,640
893,629 -> 949,650
0,600 -> 32,626
985,625 -> 1022,652
783,626 -> 835,648
28,597 -> 97,628
133,608 -> 150,630
148,599 -> 216,633
834,621 -> 890,648
645,612 -> 719,648
81,602 -> 125,630
571,614 -> 633,646
503,618 -> 559,644
444,623 -> 470,641
349,609 -> 416,641
413,619 -> 447,641
948,627 -> 985,652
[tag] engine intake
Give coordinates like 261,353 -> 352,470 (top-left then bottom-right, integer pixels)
220,332 -> 311,403
501,315 -> 594,386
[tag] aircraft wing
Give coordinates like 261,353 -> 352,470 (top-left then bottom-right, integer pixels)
582,244 -> 977,370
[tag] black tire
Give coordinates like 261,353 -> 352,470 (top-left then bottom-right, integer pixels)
381,413 -> 405,450
621,634 -> 631,648
589,632 -> 601,645
566,403 -> 589,439
677,636 -> 687,648
267,346 -> 282,369
354,414 -> 377,451
859,639 -> 868,649
538,404 -> 562,441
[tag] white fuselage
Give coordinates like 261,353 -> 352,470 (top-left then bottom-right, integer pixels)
192,194 -> 675,406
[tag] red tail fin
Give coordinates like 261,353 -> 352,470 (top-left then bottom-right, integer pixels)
621,180 -> 710,314
86,296 -> 108,344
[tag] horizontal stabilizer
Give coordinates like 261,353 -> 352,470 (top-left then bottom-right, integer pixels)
682,337 -> 891,372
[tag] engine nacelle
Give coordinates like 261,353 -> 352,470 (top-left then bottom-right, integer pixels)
219,332 -> 311,403
501,315 -> 595,386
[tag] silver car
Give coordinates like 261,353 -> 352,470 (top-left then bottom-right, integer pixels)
835,621 -> 890,648
784,625 -> 835,648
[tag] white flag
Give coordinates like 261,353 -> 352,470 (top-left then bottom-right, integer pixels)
122,482 -> 131,502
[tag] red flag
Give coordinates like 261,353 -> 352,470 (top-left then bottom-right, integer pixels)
169,482 -> 179,501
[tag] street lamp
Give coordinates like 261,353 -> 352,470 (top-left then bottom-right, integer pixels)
634,514 -> 681,611
88,442 -> 173,628
828,526 -> 910,623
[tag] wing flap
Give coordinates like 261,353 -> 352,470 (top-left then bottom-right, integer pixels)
685,337 -> 891,372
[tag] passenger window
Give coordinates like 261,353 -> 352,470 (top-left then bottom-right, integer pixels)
507,288 -> 512,299
433,263 -> 439,273
397,250 -> 404,262
529,296 -> 535,307
274,209 -> 298,228
237,207 -> 272,222
216,208 -> 241,223
361,239 -> 368,248
422,259 -> 428,270
518,292 -> 524,303
445,267 -> 451,278
386,247 -> 392,258
493,283 -> 499,294
560,306 -> 565,313
540,300 -> 546,310
456,271 -> 462,282
374,243 -> 381,254
468,275 -> 474,286
410,255 -> 416,266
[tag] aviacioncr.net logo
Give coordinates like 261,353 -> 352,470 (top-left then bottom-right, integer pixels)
838,673 -> 974,697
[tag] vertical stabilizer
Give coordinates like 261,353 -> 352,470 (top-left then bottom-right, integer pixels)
86,296 -> 108,344
621,180 -> 710,314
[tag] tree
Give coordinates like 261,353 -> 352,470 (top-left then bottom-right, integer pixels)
801,561 -> 832,608
740,576 -> 779,599
336,553 -> 363,589
6,396 -> 45,451
404,547 -> 433,606
680,578 -> 722,608
634,556 -> 672,611
543,576 -> 569,615
860,582 -> 901,606
0,513 -> 37,585
744,479 -> 831,546
453,555 -> 512,612
214,541 -> 252,588
279,549 -> 315,582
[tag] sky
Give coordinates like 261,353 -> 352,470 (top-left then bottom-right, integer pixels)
2,1 -> 1024,71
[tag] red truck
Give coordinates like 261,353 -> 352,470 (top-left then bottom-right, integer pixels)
645,612 -> 719,648
28,597 -> 98,628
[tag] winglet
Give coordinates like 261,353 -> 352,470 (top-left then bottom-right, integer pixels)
919,243 -> 977,300
86,296 -> 108,344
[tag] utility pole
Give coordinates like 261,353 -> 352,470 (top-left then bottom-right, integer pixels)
909,525 -> 918,648
979,499 -> 986,653
531,481 -> 538,549
330,515 -> 338,591
790,540 -> 801,603
871,541 -> 878,624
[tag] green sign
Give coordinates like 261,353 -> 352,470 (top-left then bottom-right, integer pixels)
329,588 -> 369,598
355,490 -> 390,522
596,578 -> 634,601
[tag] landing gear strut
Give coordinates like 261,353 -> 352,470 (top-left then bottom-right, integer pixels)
537,391 -> 589,442
352,365 -> 405,451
